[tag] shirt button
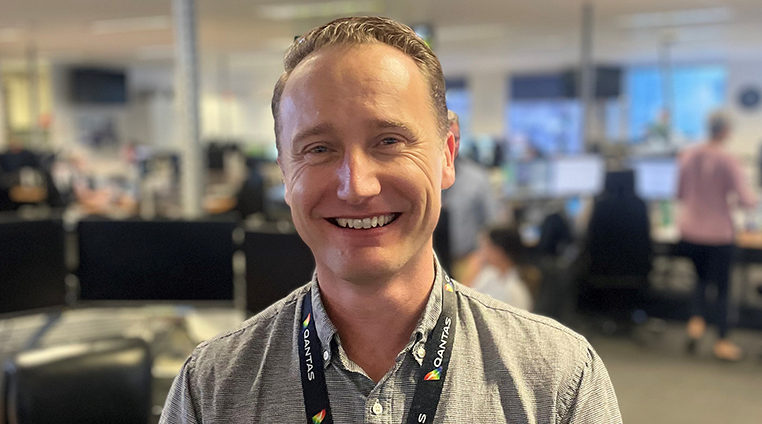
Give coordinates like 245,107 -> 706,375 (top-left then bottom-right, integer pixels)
323,351 -> 329,361
416,346 -> 426,359
371,401 -> 383,415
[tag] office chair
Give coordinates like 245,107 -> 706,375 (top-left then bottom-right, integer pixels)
578,170 -> 652,327
537,212 -> 573,258
1,337 -> 152,424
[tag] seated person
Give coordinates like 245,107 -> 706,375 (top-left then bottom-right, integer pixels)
466,226 -> 535,311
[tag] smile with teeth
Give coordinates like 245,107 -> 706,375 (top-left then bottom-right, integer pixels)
331,213 -> 399,229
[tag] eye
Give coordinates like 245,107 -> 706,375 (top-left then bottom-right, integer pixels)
308,145 -> 330,154
380,137 -> 401,146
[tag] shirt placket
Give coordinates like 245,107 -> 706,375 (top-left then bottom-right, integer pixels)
364,364 -> 397,424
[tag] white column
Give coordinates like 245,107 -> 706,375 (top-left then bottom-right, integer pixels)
27,44 -> 43,147
579,3 -> 596,151
469,72 -> 507,138
0,64 -> 7,150
173,0 -> 204,218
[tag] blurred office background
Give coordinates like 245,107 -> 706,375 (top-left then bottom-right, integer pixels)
1,1 -> 762,423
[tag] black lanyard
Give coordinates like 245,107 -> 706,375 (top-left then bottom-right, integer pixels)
298,276 -> 457,424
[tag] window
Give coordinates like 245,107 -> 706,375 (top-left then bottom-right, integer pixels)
506,99 -> 583,157
626,65 -> 726,143
445,79 -> 471,138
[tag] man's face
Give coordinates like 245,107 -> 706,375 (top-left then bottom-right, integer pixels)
277,43 -> 456,283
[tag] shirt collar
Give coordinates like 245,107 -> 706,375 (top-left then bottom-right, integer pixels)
308,276 -> 338,367
308,254 -> 450,368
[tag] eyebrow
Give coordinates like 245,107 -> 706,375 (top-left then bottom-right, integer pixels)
374,119 -> 410,130
290,119 -> 421,147
291,123 -> 337,146
372,119 -> 421,139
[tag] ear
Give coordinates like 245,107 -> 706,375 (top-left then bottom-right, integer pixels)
276,157 -> 292,206
441,131 -> 456,190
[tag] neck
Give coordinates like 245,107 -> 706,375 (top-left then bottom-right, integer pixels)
316,247 -> 436,382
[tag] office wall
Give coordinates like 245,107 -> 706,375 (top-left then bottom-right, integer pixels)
726,59 -> 762,185
199,56 -> 282,153
47,62 -> 279,155
49,64 -> 128,153
469,72 -> 507,137
727,59 -> 762,159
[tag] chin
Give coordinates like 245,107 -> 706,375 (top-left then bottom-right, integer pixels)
324,251 -> 403,285
334,263 -> 399,284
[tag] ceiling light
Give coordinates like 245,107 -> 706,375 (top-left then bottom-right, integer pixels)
92,16 -> 171,35
618,7 -> 733,29
258,0 -> 384,21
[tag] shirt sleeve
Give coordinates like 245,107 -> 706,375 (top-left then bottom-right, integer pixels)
728,157 -> 757,209
559,345 -> 622,424
159,355 -> 201,424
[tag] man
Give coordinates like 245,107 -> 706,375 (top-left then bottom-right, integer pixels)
679,111 -> 756,362
441,111 -> 501,282
160,16 -> 621,423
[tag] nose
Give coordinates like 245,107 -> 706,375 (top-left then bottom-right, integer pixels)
336,149 -> 381,204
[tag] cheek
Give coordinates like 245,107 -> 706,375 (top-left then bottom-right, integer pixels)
384,161 -> 433,205
288,165 -> 333,214
283,164 -> 310,209
399,150 -> 442,193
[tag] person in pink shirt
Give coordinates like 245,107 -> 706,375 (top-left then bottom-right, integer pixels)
678,111 -> 757,361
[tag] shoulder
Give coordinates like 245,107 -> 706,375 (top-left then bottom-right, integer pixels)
452,281 -> 608,416
454,281 -> 591,364
164,285 -> 309,421
718,150 -> 742,168
679,145 -> 701,163
185,284 -> 308,380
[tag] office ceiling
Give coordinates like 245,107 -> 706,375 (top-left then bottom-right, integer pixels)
1,0 -> 762,73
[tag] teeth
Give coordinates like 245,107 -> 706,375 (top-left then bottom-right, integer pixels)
334,214 -> 396,229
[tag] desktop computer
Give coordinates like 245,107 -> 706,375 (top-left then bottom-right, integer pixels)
0,218 -> 67,317
243,226 -> 315,315
549,155 -> 605,197
629,157 -> 678,201
76,219 -> 236,303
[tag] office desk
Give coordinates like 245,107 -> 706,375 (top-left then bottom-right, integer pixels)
653,232 -> 762,262
651,235 -> 762,329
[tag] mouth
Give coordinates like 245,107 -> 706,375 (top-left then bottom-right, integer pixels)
326,213 -> 400,230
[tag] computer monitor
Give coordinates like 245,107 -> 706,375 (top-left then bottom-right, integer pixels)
549,155 -> 605,197
77,220 -> 235,303
629,157 -> 678,200
244,227 -> 315,315
0,218 -> 67,317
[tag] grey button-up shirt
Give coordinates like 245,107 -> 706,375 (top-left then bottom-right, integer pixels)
160,260 -> 622,423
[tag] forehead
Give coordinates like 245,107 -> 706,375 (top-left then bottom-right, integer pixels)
279,43 -> 433,134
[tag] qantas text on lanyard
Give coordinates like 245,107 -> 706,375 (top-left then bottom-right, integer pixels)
298,277 -> 458,424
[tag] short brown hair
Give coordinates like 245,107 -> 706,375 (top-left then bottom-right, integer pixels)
271,16 -> 448,152
448,110 -> 459,127
708,110 -> 731,139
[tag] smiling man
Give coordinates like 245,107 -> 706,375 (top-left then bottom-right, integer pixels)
160,17 -> 621,424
